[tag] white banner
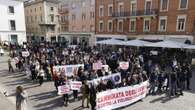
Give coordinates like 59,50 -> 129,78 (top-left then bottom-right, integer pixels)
119,62 -> 129,70
96,81 -> 149,110
88,73 -> 121,85
70,81 -> 82,90
53,64 -> 84,77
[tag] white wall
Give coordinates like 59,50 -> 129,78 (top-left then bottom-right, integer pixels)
0,0 -> 26,44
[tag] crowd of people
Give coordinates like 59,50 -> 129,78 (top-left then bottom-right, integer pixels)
7,42 -> 193,110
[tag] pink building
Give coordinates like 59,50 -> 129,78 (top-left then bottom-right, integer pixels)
59,0 -> 95,46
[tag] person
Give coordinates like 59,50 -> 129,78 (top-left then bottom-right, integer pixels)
90,84 -> 96,110
16,86 -> 28,110
119,78 -> 127,87
186,63 -> 192,90
177,64 -> 185,96
8,58 -> 14,72
170,71 -> 177,96
149,72 -> 157,95
37,67 -> 45,86
30,62 -> 36,81
59,76 -> 69,106
81,80 -> 89,108
157,73 -> 164,93
72,76 -> 78,101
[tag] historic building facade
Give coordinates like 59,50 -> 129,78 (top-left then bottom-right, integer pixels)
95,0 -> 195,42
24,0 -> 60,42
0,0 -> 26,44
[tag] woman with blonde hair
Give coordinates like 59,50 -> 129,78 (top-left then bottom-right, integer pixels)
16,86 -> 28,110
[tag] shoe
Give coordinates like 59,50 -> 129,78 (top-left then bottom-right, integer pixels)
87,105 -> 89,108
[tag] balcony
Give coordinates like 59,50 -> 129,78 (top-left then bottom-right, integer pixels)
112,9 -> 159,18
39,22 -> 56,26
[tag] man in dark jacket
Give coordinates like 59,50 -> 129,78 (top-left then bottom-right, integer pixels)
186,63 -> 192,90
81,80 -> 89,108
170,71 -> 177,96
177,65 -> 185,95
90,84 -> 96,110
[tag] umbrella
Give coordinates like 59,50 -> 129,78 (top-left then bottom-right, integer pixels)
183,45 -> 195,49
96,39 -> 125,45
124,39 -> 150,47
144,40 -> 188,48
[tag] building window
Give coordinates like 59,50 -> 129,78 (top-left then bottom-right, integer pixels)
8,6 -> 14,14
82,25 -> 86,31
40,16 -> 43,22
50,7 -> 54,11
99,20 -> 104,32
50,27 -> 55,32
35,16 -> 37,21
176,15 -> 186,31
51,15 -> 54,22
10,35 -> 18,43
145,0 -> 152,15
82,13 -> 86,20
117,20 -> 123,32
118,2 -> 124,16
108,4 -> 113,16
99,5 -> 104,17
9,20 -> 16,31
72,14 -> 76,21
129,19 -> 136,32
90,12 -> 95,19
31,16 -> 33,22
130,0 -> 137,16
108,20 -> 113,32
179,0 -> 188,9
35,8 -> 36,12
160,0 -> 168,11
159,16 -> 167,32
143,18 -> 150,32
26,17 -> 29,23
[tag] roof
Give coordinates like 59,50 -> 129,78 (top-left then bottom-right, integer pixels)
24,0 -> 59,7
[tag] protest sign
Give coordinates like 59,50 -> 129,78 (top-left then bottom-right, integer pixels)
119,62 -> 129,70
14,57 -> 19,64
102,65 -> 109,72
22,51 -> 30,57
96,81 -> 148,110
88,73 -> 121,85
53,64 -> 84,77
57,85 -> 71,95
93,62 -> 102,70
70,81 -> 82,90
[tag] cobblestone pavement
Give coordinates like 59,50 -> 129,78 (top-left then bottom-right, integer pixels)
0,54 -> 195,110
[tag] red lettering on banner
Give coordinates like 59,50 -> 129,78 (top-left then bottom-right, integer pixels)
96,81 -> 149,110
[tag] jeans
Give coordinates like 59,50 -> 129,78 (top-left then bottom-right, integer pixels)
149,82 -> 156,94
170,81 -> 177,96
